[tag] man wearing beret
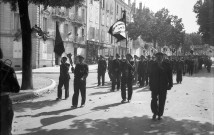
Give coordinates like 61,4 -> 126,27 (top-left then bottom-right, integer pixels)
72,55 -> 88,108
149,52 -> 173,120
120,54 -> 135,103
111,54 -> 121,91
97,55 -> 107,86
138,55 -> 146,87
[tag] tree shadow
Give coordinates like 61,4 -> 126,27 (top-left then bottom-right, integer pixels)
31,108 -> 72,118
14,99 -> 60,112
89,91 -> 113,96
91,102 -> 123,111
136,86 -> 150,93
17,115 -> 214,135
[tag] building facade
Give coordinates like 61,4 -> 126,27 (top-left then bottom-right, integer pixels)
0,2 -> 87,69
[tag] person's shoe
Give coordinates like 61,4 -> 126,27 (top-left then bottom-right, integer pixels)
121,99 -> 126,103
80,104 -> 85,108
56,98 -> 62,101
152,114 -> 156,120
158,116 -> 162,120
71,106 -> 77,109
97,84 -> 100,86
128,100 -> 131,103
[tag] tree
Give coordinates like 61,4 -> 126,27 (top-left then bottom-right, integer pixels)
183,32 -> 202,54
193,0 -> 210,44
2,0 -> 84,90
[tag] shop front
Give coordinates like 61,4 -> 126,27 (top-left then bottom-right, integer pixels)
86,40 -> 102,64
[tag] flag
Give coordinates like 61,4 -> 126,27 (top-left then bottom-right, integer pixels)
108,13 -> 126,42
54,22 -> 65,56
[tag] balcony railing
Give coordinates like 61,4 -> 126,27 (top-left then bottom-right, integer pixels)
74,36 -> 85,43
69,15 -> 85,27
51,9 -> 67,21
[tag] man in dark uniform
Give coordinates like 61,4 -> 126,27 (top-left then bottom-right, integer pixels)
176,56 -> 184,83
72,55 -> 88,108
133,55 -> 139,85
56,55 -> 72,100
149,52 -> 173,120
0,48 -> 20,135
120,54 -> 135,103
111,54 -> 121,91
145,55 -> 152,86
108,56 -> 113,81
97,55 -> 107,86
138,55 -> 146,87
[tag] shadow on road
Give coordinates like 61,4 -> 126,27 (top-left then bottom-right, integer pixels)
17,115 -> 214,135
136,86 -> 150,93
91,102 -> 122,111
184,67 -> 214,78
32,108 -> 73,117
14,99 -> 59,112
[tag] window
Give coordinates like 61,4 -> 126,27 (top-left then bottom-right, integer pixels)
90,0 -> 93,4
14,13 -> 20,30
64,24 -> 68,35
82,28 -> 84,37
43,17 -> 47,32
117,5 -> 118,14
66,8 -> 69,16
102,0 -> 105,9
102,15 -> 105,25
42,43 -> 47,59
13,41 -> 22,58
82,9 -> 85,22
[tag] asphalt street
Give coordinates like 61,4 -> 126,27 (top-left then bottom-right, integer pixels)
12,67 -> 214,135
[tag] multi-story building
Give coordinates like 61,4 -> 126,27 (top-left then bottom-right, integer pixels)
115,0 -> 132,56
0,2 -> 87,69
99,0 -> 116,57
86,0 -> 100,64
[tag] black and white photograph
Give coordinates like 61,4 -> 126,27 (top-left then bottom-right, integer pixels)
0,0 -> 214,134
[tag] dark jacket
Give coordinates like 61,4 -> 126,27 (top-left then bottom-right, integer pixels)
74,63 -> 88,80
149,60 -> 173,92
138,61 -> 146,75
120,60 -> 135,78
98,59 -> 107,73
0,61 -> 20,93
112,59 -> 121,75
60,63 -> 70,80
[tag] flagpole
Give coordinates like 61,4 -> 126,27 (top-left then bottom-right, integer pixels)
123,10 -> 128,55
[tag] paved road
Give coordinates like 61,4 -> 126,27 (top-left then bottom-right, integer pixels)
12,67 -> 214,135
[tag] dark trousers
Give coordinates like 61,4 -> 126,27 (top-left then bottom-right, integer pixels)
189,66 -> 194,76
176,70 -> 183,83
98,72 -> 105,85
138,73 -> 145,86
121,76 -> 133,100
72,79 -> 86,106
112,73 -> 121,91
145,73 -> 149,85
151,90 -> 167,116
108,71 -> 113,81
57,77 -> 69,99
0,95 -> 14,135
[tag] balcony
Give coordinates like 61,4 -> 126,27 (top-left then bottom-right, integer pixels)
51,9 -> 67,22
74,36 -> 85,43
69,15 -> 85,27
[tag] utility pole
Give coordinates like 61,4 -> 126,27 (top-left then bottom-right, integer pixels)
122,10 -> 127,54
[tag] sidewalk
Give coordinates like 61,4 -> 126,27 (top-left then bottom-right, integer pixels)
12,64 -> 98,101
15,64 -> 98,74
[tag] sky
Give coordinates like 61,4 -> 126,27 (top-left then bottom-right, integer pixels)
126,0 -> 199,33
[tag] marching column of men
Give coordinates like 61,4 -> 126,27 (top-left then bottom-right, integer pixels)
54,51 -> 212,120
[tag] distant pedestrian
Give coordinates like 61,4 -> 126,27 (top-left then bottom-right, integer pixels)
149,52 -> 173,120
133,55 -> 139,85
112,54 -> 121,91
138,55 -> 146,87
176,57 -> 184,84
72,55 -> 88,108
108,56 -> 113,81
97,55 -> 107,86
120,54 -> 135,103
56,54 -> 72,100
0,48 -> 20,135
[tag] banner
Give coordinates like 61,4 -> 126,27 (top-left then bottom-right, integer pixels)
54,22 -> 65,56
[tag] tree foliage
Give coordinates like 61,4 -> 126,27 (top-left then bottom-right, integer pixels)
193,0 -> 210,44
127,7 -> 185,49
183,32 -> 202,54
1,0 -> 84,90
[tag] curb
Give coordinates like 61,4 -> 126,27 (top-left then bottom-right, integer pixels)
11,79 -> 56,102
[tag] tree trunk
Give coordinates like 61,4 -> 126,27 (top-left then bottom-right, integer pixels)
18,0 -> 33,90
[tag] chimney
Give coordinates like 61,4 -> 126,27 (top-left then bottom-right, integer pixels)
139,2 -> 142,10
128,0 -> 131,6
